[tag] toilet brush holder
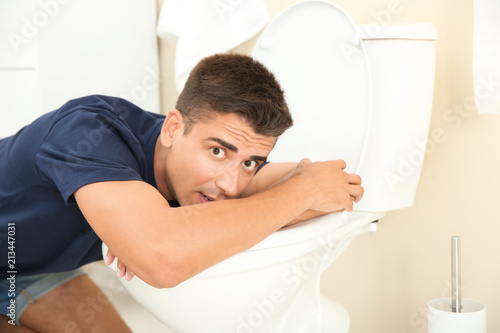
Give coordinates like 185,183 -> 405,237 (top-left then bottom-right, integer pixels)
427,236 -> 487,333
427,297 -> 486,333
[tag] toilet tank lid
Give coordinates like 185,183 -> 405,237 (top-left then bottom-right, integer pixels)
357,23 -> 437,41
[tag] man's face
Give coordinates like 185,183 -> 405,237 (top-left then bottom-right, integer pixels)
163,112 -> 276,206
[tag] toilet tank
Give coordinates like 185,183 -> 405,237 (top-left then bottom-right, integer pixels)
354,23 -> 437,212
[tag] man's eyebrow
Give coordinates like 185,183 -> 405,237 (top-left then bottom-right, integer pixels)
207,137 -> 238,152
206,137 -> 268,162
250,155 -> 267,162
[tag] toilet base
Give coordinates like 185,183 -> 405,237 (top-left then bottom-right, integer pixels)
101,214 -> 383,332
321,295 -> 350,333
86,260 -> 351,333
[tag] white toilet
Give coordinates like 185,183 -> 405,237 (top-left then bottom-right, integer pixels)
104,1 -> 437,332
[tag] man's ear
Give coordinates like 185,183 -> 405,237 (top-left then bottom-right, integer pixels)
159,109 -> 184,148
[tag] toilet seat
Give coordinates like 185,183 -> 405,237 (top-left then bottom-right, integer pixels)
252,0 -> 372,173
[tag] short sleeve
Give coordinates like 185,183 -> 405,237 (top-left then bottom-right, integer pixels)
36,109 -> 145,204
255,161 -> 269,174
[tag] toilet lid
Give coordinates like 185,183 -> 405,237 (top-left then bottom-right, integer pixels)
253,0 -> 372,173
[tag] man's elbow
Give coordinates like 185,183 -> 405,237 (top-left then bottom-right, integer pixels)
152,272 -> 184,289
149,255 -> 191,289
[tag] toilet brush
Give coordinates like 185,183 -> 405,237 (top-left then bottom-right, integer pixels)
427,236 -> 487,333
451,236 -> 462,313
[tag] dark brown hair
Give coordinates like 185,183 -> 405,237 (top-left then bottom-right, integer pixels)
176,53 -> 293,137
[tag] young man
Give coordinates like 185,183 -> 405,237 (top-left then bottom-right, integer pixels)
0,54 -> 363,332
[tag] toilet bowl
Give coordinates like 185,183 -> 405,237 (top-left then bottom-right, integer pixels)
103,1 -> 437,332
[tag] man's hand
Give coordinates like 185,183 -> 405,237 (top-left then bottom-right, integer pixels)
291,158 -> 363,213
105,248 -> 135,281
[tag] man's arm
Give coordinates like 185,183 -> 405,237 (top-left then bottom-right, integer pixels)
240,161 -> 357,225
74,159 -> 362,288
239,162 -> 297,198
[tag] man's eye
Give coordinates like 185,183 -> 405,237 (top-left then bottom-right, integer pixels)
243,160 -> 257,171
211,147 -> 225,158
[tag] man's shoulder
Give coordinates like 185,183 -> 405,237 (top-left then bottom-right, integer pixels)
53,95 -> 142,119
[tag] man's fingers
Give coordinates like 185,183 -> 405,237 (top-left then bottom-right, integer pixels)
348,173 -> 362,185
350,184 -> 364,203
116,260 -> 125,278
125,271 -> 135,281
106,248 -> 135,280
335,159 -> 347,170
105,249 -> 116,265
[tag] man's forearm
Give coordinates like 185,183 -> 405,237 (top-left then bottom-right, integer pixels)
240,162 -> 333,227
76,176 -> 314,288
76,159 -> 361,288
151,175 -> 316,286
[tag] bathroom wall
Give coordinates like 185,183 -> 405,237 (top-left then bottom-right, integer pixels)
157,0 -> 500,332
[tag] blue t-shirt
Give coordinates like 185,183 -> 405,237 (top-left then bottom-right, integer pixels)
0,95 -> 165,276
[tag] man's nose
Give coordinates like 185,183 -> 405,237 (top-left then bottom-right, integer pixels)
215,165 -> 242,199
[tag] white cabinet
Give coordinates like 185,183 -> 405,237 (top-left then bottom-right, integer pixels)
1,0 -> 160,138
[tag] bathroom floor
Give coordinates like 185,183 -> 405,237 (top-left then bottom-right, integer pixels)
83,262 -> 174,333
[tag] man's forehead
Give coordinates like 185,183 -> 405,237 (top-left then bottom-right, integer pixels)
192,112 -> 277,150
